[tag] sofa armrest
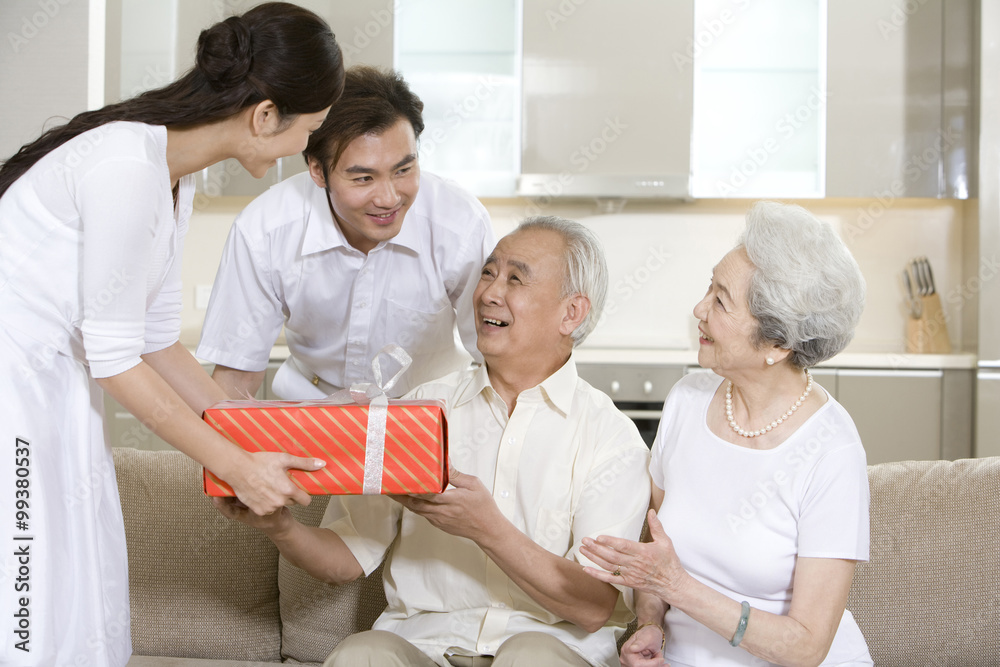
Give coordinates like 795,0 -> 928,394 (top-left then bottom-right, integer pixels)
114,448 -> 282,662
848,457 -> 1000,665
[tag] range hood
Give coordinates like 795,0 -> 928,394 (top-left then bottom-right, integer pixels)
518,0 -> 694,201
516,173 -> 691,200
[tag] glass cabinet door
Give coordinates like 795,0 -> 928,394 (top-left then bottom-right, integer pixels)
690,0 -> 826,198
394,0 -> 521,197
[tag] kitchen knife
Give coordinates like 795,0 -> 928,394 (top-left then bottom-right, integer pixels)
902,269 -> 922,318
922,257 -> 937,295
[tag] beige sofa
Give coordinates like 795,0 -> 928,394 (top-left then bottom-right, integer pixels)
115,448 -> 1000,667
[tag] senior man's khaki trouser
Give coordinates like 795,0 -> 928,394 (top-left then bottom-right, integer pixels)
323,629 -> 593,667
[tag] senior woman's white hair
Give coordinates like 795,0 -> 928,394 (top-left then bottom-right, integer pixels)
738,201 -> 866,368
516,215 -> 608,347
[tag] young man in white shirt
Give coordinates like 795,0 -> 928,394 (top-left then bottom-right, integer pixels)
197,66 -> 495,399
214,217 -> 652,667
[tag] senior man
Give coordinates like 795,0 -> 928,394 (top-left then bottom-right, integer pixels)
214,216 -> 651,667
197,66 -> 494,399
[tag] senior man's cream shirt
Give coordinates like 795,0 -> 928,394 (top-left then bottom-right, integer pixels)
322,359 -> 652,667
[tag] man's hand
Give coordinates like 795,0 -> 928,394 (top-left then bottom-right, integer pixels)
390,466 -> 502,543
212,496 -> 291,534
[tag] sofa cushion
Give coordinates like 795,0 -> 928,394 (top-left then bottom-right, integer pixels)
848,457 -> 1000,665
278,496 -> 387,664
114,448 -> 282,662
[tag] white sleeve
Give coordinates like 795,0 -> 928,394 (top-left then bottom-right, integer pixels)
450,204 -> 496,363
320,494 -> 402,576
196,219 -> 285,372
143,216 -> 186,354
572,431 -> 650,563
78,157 -> 162,378
797,442 -> 871,561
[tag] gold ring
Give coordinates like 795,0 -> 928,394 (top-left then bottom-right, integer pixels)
613,566 -> 622,576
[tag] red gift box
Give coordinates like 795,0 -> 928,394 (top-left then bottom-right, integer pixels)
203,399 -> 448,496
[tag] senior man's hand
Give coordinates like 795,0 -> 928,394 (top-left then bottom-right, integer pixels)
580,509 -> 693,606
212,496 -> 291,536
390,467 -> 502,543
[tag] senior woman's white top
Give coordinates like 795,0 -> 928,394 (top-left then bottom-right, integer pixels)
0,121 -> 193,667
650,372 -> 873,667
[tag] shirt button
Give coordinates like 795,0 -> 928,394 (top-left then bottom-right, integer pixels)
357,301 -> 367,308
507,437 -> 516,445
500,490 -> 509,499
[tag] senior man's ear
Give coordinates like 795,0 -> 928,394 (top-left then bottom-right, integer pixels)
559,294 -> 591,337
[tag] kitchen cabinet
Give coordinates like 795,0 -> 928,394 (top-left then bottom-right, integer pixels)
394,0 -> 520,197
826,0 -> 975,198
976,371 -> 1000,458
517,0 -> 693,199
836,369 -> 942,464
104,0 -> 976,200
584,362 -> 971,464
690,0 -> 825,198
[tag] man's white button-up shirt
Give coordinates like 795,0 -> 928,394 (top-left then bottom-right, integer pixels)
197,171 -> 495,398
322,359 -> 652,667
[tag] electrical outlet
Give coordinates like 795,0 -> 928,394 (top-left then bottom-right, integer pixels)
195,285 -> 213,310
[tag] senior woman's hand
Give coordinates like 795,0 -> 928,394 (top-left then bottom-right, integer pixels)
580,509 -> 692,604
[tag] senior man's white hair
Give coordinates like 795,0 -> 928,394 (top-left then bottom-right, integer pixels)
515,215 -> 608,347
738,201 -> 866,369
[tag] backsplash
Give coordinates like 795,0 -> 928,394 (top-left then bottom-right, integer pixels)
180,195 -> 971,355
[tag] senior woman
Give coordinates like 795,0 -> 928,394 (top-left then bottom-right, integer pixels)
581,201 -> 872,667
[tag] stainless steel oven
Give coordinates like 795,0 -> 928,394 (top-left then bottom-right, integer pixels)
576,363 -> 688,447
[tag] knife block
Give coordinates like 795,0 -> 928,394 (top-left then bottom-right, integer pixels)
905,293 -> 952,354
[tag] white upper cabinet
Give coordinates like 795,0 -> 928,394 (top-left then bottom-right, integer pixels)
518,0 -> 694,199
105,0 -> 974,200
690,0 -> 826,198
826,0 -> 975,198
394,0 -> 521,198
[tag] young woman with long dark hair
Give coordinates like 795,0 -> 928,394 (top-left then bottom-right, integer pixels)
0,4 -> 344,664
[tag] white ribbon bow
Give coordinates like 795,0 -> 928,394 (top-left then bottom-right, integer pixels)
326,344 -> 412,494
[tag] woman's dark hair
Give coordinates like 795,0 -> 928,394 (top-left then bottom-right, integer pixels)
303,65 -> 424,179
0,2 -> 344,200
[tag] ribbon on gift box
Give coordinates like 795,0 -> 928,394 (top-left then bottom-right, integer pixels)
323,344 -> 412,494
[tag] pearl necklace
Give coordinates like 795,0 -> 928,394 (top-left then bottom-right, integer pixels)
726,369 -> 813,438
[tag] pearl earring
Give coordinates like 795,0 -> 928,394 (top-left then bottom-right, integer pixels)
766,357 -> 775,366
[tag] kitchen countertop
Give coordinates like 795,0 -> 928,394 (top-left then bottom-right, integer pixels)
182,328 -> 976,370
572,348 -> 978,370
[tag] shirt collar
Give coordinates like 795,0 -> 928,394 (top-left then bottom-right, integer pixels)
454,356 -> 579,416
301,177 -> 425,256
301,179 -> 348,255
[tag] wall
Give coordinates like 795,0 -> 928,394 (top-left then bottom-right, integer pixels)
180,192 -> 969,356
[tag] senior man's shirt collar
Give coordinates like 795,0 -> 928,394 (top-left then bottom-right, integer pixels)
456,357 -> 578,417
